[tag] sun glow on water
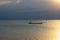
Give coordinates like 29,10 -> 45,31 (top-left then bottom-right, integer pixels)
55,29 -> 60,40
1,20 -> 60,40
46,20 -> 60,40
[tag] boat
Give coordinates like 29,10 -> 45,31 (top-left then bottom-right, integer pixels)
28,21 -> 43,24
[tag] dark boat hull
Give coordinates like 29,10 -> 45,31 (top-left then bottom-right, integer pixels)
28,22 -> 43,24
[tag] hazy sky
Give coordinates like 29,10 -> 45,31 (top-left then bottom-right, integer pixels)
0,0 -> 60,19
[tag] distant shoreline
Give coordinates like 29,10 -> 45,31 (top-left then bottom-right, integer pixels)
0,18 -> 60,20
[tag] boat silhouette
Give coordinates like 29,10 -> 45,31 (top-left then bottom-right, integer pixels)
28,21 -> 43,24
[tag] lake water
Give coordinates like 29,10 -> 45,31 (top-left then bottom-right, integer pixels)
0,20 -> 60,40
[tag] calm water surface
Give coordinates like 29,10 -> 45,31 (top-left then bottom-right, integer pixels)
0,20 -> 60,40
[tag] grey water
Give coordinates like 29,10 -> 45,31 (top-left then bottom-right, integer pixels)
0,20 -> 60,40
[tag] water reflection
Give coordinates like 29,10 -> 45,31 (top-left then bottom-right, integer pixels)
0,20 -> 60,40
33,20 -> 60,40
55,29 -> 60,40
46,20 -> 60,40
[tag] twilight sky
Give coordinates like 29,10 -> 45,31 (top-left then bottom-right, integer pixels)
0,0 -> 60,19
